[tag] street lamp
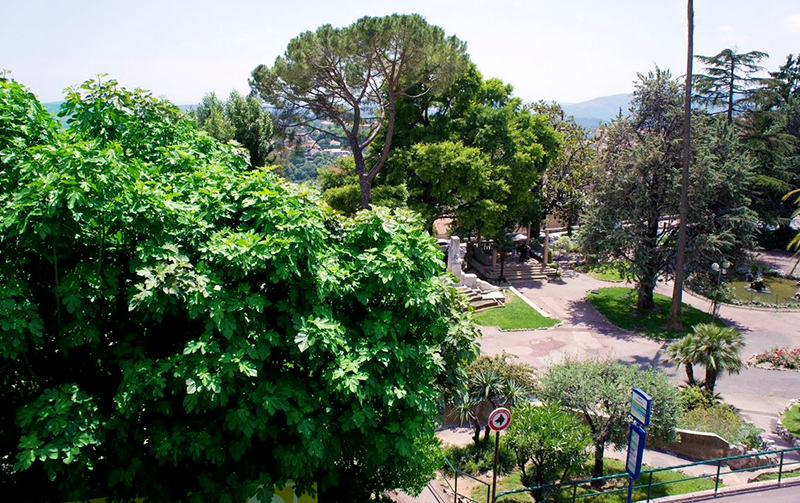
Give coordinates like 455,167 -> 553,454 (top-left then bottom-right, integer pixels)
710,260 -> 729,319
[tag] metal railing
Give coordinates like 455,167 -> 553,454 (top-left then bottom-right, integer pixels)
440,451 -> 492,503
486,446 -> 800,502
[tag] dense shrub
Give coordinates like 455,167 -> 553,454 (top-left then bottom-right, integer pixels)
441,439 -> 515,476
677,386 -> 716,412
678,404 -> 763,449
552,235 -> 576,254
469,353 -> 537,391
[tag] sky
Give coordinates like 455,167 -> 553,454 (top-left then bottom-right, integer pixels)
2,0 -> 799,106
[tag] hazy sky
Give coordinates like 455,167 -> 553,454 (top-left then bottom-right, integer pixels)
3,0 -> 798,105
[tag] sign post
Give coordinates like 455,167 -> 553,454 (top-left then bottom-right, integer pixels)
488,407 -> 511,503
625,388 -> 653,503
630,388 -> 653,427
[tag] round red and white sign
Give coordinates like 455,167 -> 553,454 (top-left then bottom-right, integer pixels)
488,407 -> 512,432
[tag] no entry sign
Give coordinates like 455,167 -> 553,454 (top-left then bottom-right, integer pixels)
488,407 -> 512,432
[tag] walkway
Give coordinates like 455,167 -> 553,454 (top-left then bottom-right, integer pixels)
400,265 -> 800,502
480,269 -> 800,454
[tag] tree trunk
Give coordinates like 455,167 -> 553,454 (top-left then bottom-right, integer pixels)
727,58 -> 735,123
566,209 -> 574,237
591,440 -> 606,488
685,362 -> 696,385
484,424 -> 492,443
472,417 -> 481,445
636,277 -> 656,311
705,366 -> 718,394
358,176 -> 372,210
499,249 -> 506,282
668,0 -> 694,331
543,227 -> 550,264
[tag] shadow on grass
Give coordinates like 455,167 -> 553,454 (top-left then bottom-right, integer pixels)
586,287 -> 722,340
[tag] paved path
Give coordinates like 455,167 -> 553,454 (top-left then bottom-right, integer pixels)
398,268 -> 800,503
479,269 -> 800,451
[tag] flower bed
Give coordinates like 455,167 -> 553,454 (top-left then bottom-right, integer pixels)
752,347 -> 800,370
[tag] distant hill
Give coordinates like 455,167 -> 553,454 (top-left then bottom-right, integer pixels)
42,101 -> 63,115
42,101 -> 68,126
560,93 -> 632,129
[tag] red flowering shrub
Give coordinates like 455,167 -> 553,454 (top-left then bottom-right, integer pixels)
754,347 -> 800,369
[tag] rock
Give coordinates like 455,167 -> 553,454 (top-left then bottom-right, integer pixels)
726,445 -> 779,470
727,444 -> 746,457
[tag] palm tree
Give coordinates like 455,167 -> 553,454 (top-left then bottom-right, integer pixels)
503,380 -> 530,408
687,323 -> 745,393
452,391 -> 483,445
469,368 -> 505,441
666,335 -> 700,385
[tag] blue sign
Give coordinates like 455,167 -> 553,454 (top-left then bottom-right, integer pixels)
630,388 -> 653,427
626,423 -> 647,480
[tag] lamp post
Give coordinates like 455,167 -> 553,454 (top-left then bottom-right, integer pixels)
710,260 -> 729,320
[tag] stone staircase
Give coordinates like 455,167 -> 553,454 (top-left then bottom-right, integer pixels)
455,285 -> 505,312
465,256 -> 559,285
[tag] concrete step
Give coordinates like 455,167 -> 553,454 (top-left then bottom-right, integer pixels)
472,299 -> 502,311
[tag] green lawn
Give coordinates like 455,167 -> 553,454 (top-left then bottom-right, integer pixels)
473,458 -> 717,502
587,287 -> 719,339
577,262 -> 626,281
783,405 -> 800,439
473,293 -> 559,330
750,467 -> 800,482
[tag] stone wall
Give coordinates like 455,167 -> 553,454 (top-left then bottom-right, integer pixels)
654,428 -> 779,469
656,428 -> 730,460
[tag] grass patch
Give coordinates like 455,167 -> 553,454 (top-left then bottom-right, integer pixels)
783,405 -> 800,439
473,293 -> 559,330
750,467 -> 800,482
587,287 -> 719,339
577,262 -> 626,281
475,458 -> 718,502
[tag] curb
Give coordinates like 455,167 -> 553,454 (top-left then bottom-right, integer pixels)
651,476 -> 800,501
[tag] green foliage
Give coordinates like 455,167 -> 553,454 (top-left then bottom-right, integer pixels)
324,183 -> 409,215
0,77 -> 478,502
379,64 -> 560,237
0,79 -> 58,193
783,405 -> 800,439
579,69 -> 757,310
751,467 -> 800,482
539,358 -> 680,480
694,48 -> 768,120
576,261 -> 625,281
387,140 -> 494,229
741,53 -> 800,224
505,402 -> 591,500
676,385 -> 716,412
60,75 -> 211,165
251,14 -> 469,208
552,235 -> 576,254
192,90 -> 274,168
451,353 -> 536,446
528,101 -> 595,233
468,353 -> 537,391
472,293 -> 559,330
441,439 -> 515,476
676,323 -> 744,393
587,287 -> 718,339
679,404 -> 763,449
